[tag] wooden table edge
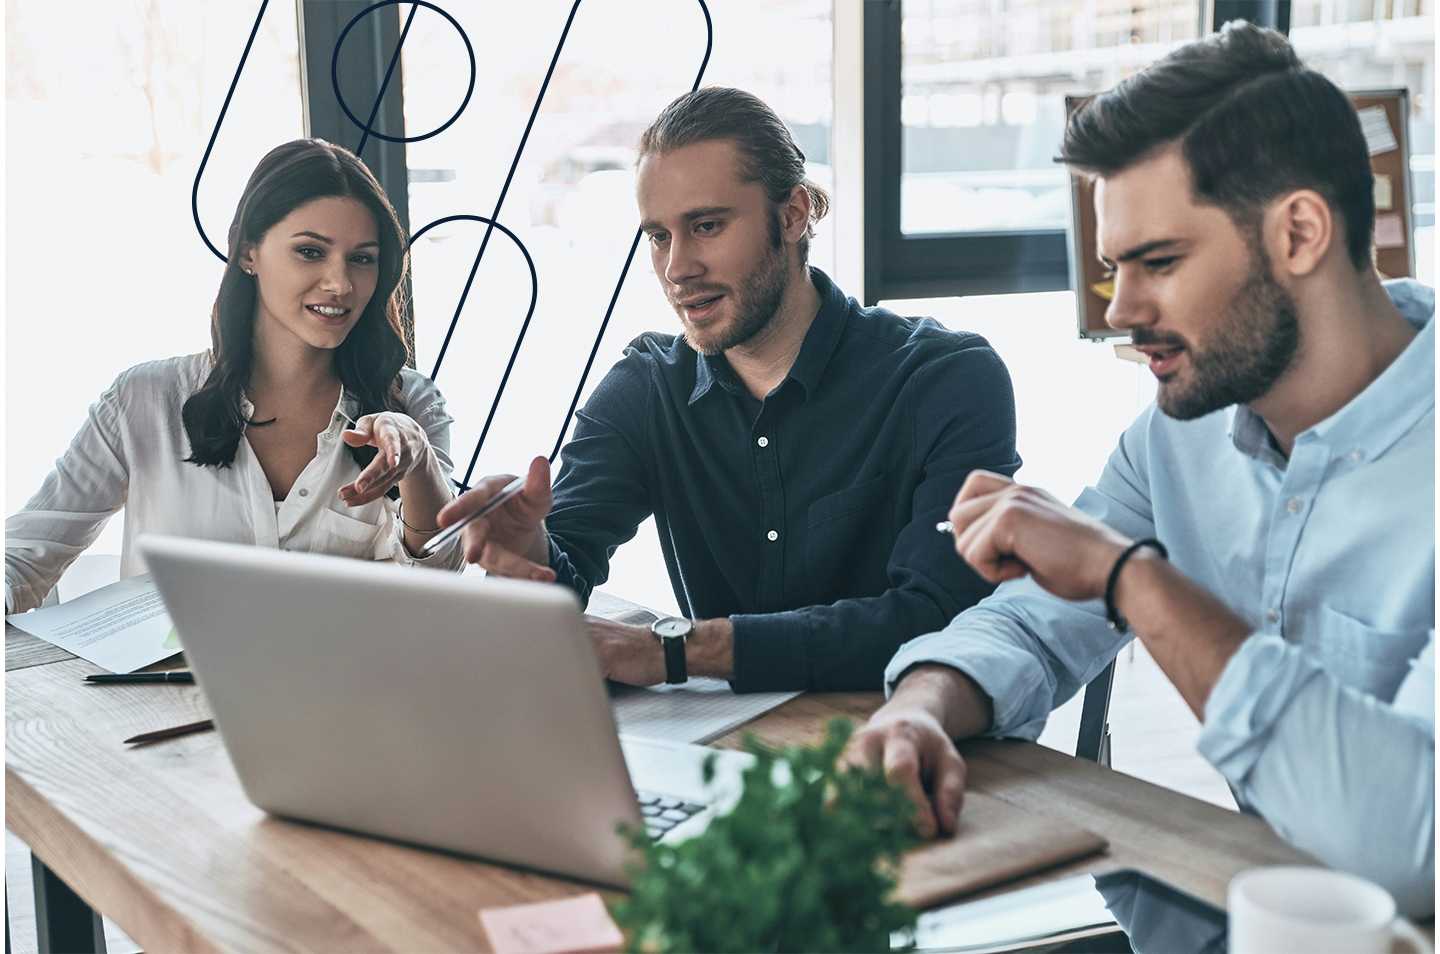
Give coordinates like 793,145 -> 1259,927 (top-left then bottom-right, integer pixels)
7,766 -> 223,954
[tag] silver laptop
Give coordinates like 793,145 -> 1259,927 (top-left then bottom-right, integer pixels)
137,534 -> 751,888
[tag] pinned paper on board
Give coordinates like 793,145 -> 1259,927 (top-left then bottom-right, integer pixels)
1358,106 -> 1398,156
1374,213 -> 1406,249
1090,279 -> 1115,301
1373,174 -> 1394,211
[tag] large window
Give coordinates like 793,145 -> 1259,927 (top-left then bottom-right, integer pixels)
864,0 -> 1205,302
899,0 -> 1199,236
867,0 -> 1435,299
5,1 -> 304,552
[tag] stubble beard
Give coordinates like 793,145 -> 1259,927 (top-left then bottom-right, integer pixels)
681,219 -> 791,357
1154,246 -> 1302,421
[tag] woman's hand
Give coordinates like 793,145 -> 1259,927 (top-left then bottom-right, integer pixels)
338,412 -> 434,506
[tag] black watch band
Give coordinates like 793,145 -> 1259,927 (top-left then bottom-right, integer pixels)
650,617 -> 691,684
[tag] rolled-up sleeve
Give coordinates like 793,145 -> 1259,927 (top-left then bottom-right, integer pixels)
1198,633 -> 1435,917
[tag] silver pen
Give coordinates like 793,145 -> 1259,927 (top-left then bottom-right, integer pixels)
419,475 -> 527,557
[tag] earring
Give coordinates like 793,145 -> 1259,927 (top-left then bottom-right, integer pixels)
242,267 -> 254,276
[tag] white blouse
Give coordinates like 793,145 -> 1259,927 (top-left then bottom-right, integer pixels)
5,352 -> 465,613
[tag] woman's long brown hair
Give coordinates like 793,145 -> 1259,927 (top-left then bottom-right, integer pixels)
182,139 -> 411,479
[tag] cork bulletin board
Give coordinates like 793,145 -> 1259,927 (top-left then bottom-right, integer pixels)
1067,89 -> 1415,340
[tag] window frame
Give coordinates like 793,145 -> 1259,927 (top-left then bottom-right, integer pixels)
861,0 -> 1289,306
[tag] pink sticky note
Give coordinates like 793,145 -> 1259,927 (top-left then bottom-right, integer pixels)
479,893 -> 624,954
1375,213 -> 1406,250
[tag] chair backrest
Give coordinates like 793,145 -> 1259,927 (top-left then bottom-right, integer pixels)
1076,659 -> 1115,765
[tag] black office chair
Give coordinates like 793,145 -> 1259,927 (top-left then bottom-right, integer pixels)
1076,659 -> 1115,765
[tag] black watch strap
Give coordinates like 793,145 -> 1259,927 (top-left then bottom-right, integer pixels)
651,618 -> 691,684
661,634 -> 687,684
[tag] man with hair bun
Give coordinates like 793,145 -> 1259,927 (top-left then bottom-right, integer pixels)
847,22 -> 1434,915
441,87 -> 1021,693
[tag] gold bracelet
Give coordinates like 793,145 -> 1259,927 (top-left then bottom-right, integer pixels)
396,500 -> 441,535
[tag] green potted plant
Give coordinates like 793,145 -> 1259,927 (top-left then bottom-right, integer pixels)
611,719 -> 919,953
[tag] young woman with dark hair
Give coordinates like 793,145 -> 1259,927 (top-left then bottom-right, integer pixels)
5,139 -> 463,613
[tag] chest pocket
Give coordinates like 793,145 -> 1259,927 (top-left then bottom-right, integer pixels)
1309,604 -> 1432,700
805,474 -> 892,599
314,508 -> 386,560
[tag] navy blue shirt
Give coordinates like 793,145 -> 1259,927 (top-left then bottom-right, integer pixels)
546,268 -> 1020,691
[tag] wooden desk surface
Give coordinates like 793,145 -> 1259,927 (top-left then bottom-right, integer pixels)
6,648 -> 1319,954
6,622 -> 75,672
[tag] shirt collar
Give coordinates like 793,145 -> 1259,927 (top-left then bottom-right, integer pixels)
689,346 -> 723,404
1231,279 -> 1435,463
333,386 -> 361,429
687,267 -> 850,406
239,384 -> 360,435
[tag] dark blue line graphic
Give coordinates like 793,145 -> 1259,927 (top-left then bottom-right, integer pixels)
415,1 -> 714,469
354,2 -> 419,158
425,0 -> 587,386
197,1 -> 714,486
333,0 -> 475,146
190,0 -> 271,264
548,3 -> 713,462
407,215 -> 539,492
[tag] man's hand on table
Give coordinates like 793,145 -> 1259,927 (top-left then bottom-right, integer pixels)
843,664 -> 992,840
439,456 -> 556,582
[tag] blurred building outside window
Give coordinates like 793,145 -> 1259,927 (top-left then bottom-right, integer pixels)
899,0 -> 1433,289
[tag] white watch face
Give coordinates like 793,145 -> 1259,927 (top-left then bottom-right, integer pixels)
654,618 -> 690,638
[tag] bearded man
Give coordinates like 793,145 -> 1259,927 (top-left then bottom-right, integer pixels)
846,22 -> 1434,916
440,87 -> 1020,692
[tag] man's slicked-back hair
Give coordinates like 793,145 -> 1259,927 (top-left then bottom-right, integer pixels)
1059,21 -> 1374,268
639,87 -> 830,263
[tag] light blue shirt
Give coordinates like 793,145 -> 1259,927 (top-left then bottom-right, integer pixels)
887,280 -> 1435,916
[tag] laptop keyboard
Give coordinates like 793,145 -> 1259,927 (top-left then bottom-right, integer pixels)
636,790 -> 707,840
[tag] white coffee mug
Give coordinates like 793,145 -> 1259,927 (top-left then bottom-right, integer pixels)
1229,866 -> 1431,954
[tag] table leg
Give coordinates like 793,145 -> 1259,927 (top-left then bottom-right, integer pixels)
30,855 -> 105,954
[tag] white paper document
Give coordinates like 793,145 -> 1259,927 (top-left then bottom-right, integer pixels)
1358,105 -> 1398,156
610,679 -> 801,745
897,874 -> 1117,953
5,574 -> 180,673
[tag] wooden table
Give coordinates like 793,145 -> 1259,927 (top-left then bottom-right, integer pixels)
7,623 -> 1315,953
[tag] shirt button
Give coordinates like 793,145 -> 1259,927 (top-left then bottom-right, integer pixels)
766,530 -> 779,542
1347,449 -> 1363,464
1266,608 -> 1280,625
757,436 -> 769,448
1285,497 -> 1302,514
298,488 -> 309,498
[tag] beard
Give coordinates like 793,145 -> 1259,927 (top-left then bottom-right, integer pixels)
1142,246 -> 1301,421
676,215 -> 790,357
